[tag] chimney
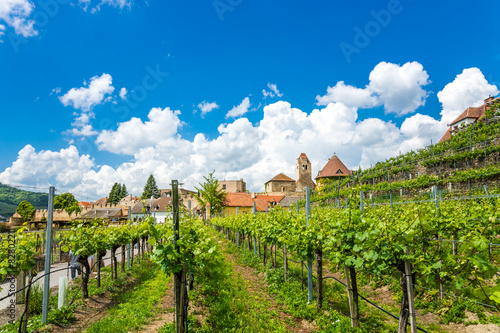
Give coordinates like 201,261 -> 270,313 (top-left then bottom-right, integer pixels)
251,192 -> 256,199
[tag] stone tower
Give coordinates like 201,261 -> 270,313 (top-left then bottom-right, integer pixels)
296,153 -> 316,191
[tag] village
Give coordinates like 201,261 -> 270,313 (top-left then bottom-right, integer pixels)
6,152 -> 353,228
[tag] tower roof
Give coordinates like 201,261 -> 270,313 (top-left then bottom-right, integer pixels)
315,155 -> 351,180
297,153 -> 311,164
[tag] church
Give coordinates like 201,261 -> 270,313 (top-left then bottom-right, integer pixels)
265,153 -> 316,195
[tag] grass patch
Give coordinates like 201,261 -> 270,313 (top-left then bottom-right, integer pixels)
86,263 -> 169,332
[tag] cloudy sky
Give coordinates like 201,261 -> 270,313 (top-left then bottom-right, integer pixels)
1,0 -> 499,201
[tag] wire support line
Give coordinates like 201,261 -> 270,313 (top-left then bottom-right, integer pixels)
321,276 -> 430,333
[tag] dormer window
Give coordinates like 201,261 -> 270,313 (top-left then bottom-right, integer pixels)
336,169 -> 343,174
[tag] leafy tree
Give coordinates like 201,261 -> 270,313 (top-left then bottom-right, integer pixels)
16,201 -> 36,222
142,175 -> 160,199
54,193 -> 81,215
195,171 -> 227,216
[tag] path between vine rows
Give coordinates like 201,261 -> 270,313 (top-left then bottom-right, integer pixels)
223,247 -> 315,333
142,243 -> 315,332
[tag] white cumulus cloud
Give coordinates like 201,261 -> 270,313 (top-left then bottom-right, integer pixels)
96,107 -> 183,155
226,97 -> 251,118
59,73 -> 115,112
0,0 -> 37,39
262,83 -> 283,98
119,87 -> 127,100
197,101 -> 219,116
316,61 -> 430,116
437,68 -> 499,125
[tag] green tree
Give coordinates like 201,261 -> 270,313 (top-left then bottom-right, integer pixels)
108,182 -> 120,204
16,201 -> 36,222
142,175 -> 160,199
195,171 -> 227,216
120,184 -> 128,200
54,193 -> 81,215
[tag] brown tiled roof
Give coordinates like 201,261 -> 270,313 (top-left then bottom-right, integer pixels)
151,196 -> 172,212
223,193 -> 285,211
440,95 -> 499,142
131,199 -> 158,214
93,197 -> 108,205
297,153 -> 311,164
278,196 -> 302,207
438,127 -> 452,143
266,173 -> 295,183
449,106 -> 485,126
79,208 -> 123,220
315,155 -> 352,180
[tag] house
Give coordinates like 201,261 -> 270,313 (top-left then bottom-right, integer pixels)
78,208 -> 126,223
78,201 -> 90,209
222,193 -> 285,216
160,188 -> 202,214
439,95 -> 500,143
278,196 -> 303,211
315,154 -> 352,188
265,153 -> 316,195
265,173 -> 296,193
217,179 -> 246,193
130,198 -> 159,222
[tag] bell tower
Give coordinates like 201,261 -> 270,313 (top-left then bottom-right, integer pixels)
296,153 -> 313,191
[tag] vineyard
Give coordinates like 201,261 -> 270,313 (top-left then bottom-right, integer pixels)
210,188 -> 500,332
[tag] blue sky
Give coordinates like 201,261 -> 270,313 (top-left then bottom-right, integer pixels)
1,0 -> 499,200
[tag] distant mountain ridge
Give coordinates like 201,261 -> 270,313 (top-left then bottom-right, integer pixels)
0,183 -> 49,218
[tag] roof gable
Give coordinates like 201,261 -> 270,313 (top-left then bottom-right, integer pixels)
315,155 -> 351,180
266,173 -> 295,183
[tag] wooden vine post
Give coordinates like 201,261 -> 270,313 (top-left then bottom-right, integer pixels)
172,180 -> 185,333
305,187 -> 313,304
344,265 -> 359,328
404,247 -> 417,333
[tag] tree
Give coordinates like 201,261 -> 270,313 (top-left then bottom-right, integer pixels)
142,175 -> 160,199
108,183 -> 129,204
16,201 -> 35,222
108,183 -> 120,204
195,171 -> 227,216
54,193 -> 81,215
120,184 -> 128,199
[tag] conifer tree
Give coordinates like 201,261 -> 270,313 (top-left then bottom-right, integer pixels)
142,174 -> 160,199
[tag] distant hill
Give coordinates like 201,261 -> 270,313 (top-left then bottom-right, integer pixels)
0,183 -> 49,217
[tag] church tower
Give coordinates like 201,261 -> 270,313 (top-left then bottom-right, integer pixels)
296,153 -> 316,191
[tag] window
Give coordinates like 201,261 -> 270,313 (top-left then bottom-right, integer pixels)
302,165 -> 307,170
222,184 -> 226,189
281,186 -> 285,192
336,169 -> 343,174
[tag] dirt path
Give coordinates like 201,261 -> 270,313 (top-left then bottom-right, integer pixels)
224,247 -> 315,333
140,278 -> 175,332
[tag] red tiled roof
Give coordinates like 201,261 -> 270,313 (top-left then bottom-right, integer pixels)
449,106 -> 485,126
93,197 -> 108,205
315,155 -> 352,180
266,173 -> 295,183
78,201 -> 90,208
297,153 -> 311,164
440,95 -> 499,142
223,193 -> 285,211
438,127 -> 452,143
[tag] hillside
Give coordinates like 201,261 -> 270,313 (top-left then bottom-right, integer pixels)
316,100 -> 500,201
0,183 -> 49,217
